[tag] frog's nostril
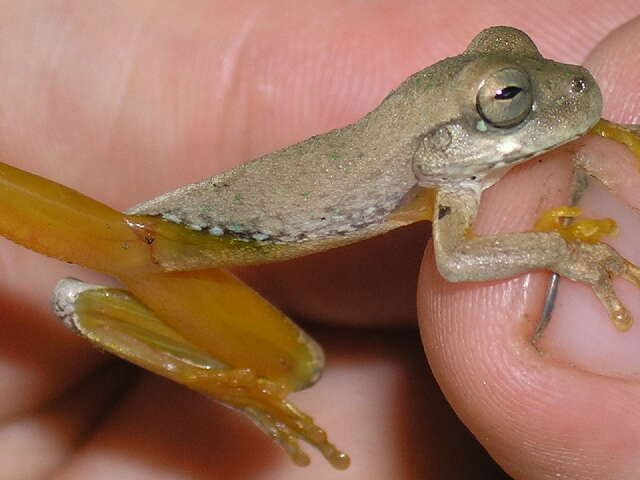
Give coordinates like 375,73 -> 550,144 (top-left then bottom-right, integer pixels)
570,77 -> 587,94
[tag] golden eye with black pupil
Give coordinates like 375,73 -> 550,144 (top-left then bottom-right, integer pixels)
476,68 -> 533,128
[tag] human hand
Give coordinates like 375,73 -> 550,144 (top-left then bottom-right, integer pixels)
0,2 -> 639,479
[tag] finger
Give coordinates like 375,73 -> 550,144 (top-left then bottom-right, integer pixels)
420,16 -> 640,479
0,0 -> 637,469
0,246 -> 107,420
586,17 -> 640,123
0,362 -> 134,479
537,15 -> 640,402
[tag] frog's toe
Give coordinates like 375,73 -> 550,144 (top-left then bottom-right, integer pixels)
244,407 -> 349,469
592,273 -> 634,331
622,259 -> 640,289
194,374 -> 350,469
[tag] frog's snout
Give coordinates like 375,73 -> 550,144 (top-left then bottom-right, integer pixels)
559,65 -> 603,126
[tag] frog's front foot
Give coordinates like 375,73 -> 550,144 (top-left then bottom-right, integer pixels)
434,189 -> 640,332
551,241 -> 640,331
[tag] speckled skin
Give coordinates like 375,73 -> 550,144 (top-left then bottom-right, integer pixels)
128,112 -> 418,242
128,27 -> 598,244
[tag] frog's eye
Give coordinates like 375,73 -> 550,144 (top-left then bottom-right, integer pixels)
476,68 -> 533,128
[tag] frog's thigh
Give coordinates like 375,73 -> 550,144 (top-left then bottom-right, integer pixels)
119,269 -> 324,391
51,277 -> 348,469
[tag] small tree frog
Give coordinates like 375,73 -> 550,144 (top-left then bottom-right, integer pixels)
0,26 -> 638,469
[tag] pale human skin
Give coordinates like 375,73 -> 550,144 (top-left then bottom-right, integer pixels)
1,2 -> 640,480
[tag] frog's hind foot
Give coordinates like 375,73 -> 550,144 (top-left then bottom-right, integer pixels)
622,259 -> 640,289
50,277 -> 350,469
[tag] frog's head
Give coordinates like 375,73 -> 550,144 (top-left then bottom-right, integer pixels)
410,26 -> 602,189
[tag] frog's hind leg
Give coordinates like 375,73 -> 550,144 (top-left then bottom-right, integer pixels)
51,277 -> 350,469
0,160 -> 349,468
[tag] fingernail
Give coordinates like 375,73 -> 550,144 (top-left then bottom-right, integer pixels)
537,180 -> 640,379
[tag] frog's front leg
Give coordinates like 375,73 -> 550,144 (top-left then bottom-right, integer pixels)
433,186 -> 640,330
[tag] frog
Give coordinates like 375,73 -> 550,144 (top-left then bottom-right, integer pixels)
1,26 -> 639,469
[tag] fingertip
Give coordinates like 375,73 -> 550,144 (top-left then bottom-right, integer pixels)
585,16 -> 640,122
416,144 -> 640,478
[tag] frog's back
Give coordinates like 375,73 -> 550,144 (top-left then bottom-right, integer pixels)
126,46 -> 477,244
129,26 -> 593,247
127,117 -> 417,243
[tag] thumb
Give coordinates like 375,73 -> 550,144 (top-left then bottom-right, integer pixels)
419,17 -> 640,480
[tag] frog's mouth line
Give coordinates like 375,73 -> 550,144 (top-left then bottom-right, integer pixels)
489,132 -> 584,170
